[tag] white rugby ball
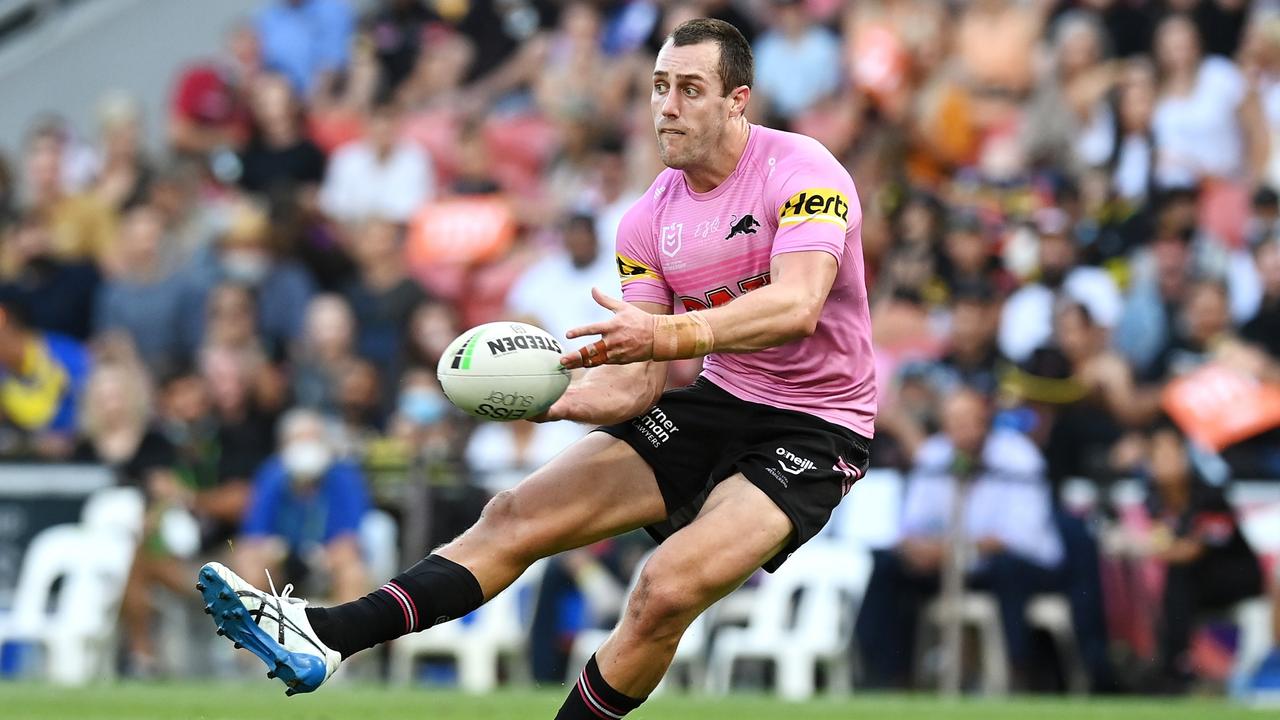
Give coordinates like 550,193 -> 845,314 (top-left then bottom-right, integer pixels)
436,321 -> 571,421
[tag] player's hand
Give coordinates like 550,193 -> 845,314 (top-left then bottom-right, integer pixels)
559,288 -> 655,370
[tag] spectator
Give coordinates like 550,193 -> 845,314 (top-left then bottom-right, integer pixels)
256,0 -> 355,98
1242,238 -> 1280,359
395,297 -> 460,376
342,218 -> 428,379
364,0 -> 434,93
506,213 -> 618,341
999,207 -> 1122,363
856,387 -> 1065,690
1151,13 -> 1266,188
73,359 -> 183,676
1076,57 -> 1160,203
235,407 -> 370,602
318,100 -> 434,224
1139,423 -> 1263,691
0,209 -> 100,341
1024,10 -> 1117,173
146,159 -> 227,273
94,202 -> 186,375
587,134 -> 643,254
153,366 -> 251,558
180,197 -> 315,359
1143,278 -> 1233,382
168,20 -> 260,157
752,0 -> 843,121
934,280 -> 1005,396
0,301 -> 90,458
200,345 -> 279,488
533,2 -> 629,126
291,293 -> 358,413
237,73 -> 327,196
22,121 -> 118,267
89,93 -> 154,213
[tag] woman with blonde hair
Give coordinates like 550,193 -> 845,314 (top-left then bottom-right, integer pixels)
74,357 -> 188,677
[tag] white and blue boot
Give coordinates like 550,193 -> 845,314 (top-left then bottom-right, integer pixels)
197,561 -> 341,695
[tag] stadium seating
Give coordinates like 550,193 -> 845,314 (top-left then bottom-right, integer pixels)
565,549 -> 711,695
706,541 -> 872,700
389,559 -> 546,692
0,486 -> 141,684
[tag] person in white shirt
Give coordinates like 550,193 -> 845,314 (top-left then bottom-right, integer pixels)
999,207 -> 1121,363
856,387 -> 1066,689
506,213 -> 621,342
319,101 -> 433,224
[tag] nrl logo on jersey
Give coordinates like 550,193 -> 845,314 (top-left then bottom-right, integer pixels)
661,223 -> 683,257
778,188 -> 850,231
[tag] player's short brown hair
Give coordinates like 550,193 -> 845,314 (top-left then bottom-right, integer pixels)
668,18 -> 753,95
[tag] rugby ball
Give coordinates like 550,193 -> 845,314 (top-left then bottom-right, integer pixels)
436,321 -> 571,421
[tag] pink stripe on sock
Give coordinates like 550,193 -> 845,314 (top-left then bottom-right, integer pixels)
577,682 -> 613,719
387,581 -> 419,630
380,584 -> 412,633
581,670 -> 625,717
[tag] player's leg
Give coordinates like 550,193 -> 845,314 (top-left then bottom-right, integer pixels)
198,432 -> 666,693
555,474 -> 792,719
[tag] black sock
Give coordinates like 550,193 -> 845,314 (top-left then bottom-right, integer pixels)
555,655 -> 646,719
305,554 -> 483,659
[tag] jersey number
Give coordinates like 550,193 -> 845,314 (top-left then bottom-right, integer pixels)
679,272 -> 771,312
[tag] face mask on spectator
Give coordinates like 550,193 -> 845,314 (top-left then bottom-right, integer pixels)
400,387 -> 447,425
282,439 -> 332,483
221,249 -> 271,284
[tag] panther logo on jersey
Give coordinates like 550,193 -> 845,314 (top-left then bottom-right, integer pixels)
725,214 -> 760,240
617,253 -> 660,284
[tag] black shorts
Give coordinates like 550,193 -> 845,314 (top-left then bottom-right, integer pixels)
596,377 -> 871,572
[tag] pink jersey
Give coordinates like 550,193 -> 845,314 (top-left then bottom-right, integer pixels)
615,124 -> 877,437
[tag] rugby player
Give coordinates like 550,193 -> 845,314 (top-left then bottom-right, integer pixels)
196,18 -> 876,718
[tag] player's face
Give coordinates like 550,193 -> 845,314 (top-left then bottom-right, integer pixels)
651,40 -> 735,170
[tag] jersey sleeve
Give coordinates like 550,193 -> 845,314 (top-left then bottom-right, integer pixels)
766,151 -> 860,266
614,193 -> 672,306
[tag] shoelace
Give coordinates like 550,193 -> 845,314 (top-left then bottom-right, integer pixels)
264,568 -> 300,605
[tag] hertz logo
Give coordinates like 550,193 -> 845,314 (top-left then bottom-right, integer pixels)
778,188 -> 850,230
617,253 -> 660,283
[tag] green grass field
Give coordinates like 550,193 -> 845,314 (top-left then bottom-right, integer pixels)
2,683 -> 1271,720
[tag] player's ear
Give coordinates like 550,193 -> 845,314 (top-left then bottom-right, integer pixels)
727,85 -> 750,118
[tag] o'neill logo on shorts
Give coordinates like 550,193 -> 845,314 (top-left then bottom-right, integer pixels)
633,406 -> 679,447
778,188 -> 850,231
775,447 -> 817,475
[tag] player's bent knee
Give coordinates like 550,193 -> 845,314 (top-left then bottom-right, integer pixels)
622,566 -> 703,644
474,488 -> 555,562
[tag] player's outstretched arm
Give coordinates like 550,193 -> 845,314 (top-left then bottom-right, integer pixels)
539,301 -> 672,425
559,251 -> 836,369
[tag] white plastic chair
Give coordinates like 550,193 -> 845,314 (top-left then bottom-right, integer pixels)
1231,596 -> 1275,688
821,470 -> 904,550
80,486 -> 145,541
706,541 -> 872,700
0,523 -> 136,684
919,591 -> 1086,695
389,559 -> 546,692
359,510 -> 400,584
566,550 -> 711,695
920,591 -> 1009,694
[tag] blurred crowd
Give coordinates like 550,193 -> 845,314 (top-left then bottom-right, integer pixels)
1,0 -> 1279,695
